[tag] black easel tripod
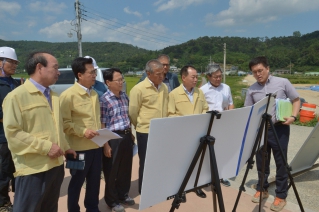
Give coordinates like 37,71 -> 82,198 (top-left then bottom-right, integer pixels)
232,94 -> 305,212
168,110 -> 225,212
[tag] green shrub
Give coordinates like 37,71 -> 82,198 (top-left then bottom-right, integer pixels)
293,114 -> 318,127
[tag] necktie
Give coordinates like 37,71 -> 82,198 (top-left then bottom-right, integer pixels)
44,88 -> 52,108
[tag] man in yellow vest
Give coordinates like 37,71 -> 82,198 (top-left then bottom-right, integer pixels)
129,59 -> 168,194
168,65 -> 208,200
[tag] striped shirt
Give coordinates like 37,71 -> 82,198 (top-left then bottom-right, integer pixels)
100,90 -> 130,131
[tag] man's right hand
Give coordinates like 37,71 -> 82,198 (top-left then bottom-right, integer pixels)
103,142 -> 112,158
84,129 -> 99,139
47,143 -> 64,159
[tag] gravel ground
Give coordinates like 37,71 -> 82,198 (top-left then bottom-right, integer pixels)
229,124 -> 319,212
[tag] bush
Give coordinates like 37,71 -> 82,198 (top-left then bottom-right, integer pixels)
294,114 -> 318,127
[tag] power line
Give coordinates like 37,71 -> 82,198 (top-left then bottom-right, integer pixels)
83,14 -> 179,45
81,4 -> 186,44
84,19 -> 169,47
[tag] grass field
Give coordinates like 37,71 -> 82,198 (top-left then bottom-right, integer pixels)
125,75 -> 247,108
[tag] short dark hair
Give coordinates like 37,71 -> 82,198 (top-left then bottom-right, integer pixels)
103,68 -> 122,82
249,56 -> 269,71
25,51 -> 53,75
71,57 -> 93,80
180,65 -> 196,77
157,54 -> 170,62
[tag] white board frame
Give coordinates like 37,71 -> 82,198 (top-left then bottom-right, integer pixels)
290,122 -> 319,174
139,96 -> 273,210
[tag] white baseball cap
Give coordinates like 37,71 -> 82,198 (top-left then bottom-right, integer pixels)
84,55 -> 98,69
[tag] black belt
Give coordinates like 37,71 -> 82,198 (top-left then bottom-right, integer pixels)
113,128 -> 131,135
268,122 -> 283,127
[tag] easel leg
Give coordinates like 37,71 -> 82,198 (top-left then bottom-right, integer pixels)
232,118 -> 266,212
258,114 -> 270,211
207,136 -> 225,212
269,120 -> 305,212
169,140 -> 207,212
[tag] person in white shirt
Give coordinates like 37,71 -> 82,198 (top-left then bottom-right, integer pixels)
201,65 -> 234,111
200,64 -> 235,187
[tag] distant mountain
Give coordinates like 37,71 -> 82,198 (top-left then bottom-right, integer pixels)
0,40 -> 152,71
161,30 -> 319,72
1,30 -> 319,72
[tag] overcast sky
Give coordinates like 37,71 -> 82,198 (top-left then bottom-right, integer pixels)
1,0 -> 318,50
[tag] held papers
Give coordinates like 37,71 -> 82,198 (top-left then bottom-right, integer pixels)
90,128 -> 121,147
276,99 -> 292,121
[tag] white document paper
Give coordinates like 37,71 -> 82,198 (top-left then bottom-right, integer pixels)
90,128 -> 121,147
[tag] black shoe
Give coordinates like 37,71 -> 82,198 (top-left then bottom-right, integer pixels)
220,178 -> 231,187
181,192 -> 186,203
195,189 -> 206,198
119,196 -> 135,206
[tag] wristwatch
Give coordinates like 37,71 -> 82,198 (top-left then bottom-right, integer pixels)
290,116 -> 297,122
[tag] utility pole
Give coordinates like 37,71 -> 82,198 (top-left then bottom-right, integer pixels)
223,43 -> 226,83
75,0 -> 82,56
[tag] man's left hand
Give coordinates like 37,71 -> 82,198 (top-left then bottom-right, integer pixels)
65,149 -> 77,159
283,116 -> 295,125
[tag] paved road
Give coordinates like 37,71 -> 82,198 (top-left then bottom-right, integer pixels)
230,124 -> 319,212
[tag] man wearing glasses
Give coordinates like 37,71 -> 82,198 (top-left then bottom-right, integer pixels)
200,64 -> 234,187
3,51 -> 76,212
60,57 -> 102,212
0,47 -> 20,211
245,56 -> 300,212
100,68 -> 134,212
138,54 -> 180,92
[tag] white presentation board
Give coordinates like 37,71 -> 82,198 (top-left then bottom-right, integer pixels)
139,96 -> 272,210
290,122 -> 319,174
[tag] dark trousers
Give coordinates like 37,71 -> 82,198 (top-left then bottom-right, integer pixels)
136,132 -> 148,194
102,133 -> 133,207
256,124 -> 290,199
13,165 -> 64,212
0,143 -> 15,206
68,148 -> 102,212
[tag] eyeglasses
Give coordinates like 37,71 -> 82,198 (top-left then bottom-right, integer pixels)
5,59 -> 19,66
87,69 -> 97,75
112,78 -> 125,83
252,69 -> 264,75
162,63 -> 170,67
212,75 -> 222,79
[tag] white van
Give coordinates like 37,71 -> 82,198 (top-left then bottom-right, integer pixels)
50,68 -> 126,96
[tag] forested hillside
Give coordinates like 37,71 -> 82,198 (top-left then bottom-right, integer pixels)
0,40 -> 150,71
1,30 -> 318,72
162,31 -> 319,72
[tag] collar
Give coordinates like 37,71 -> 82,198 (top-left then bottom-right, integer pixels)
76,82 -> 93,95
182,84 -> 194,95
106,89 -> 122,98
29,78 -> 48,94
257,74 -> 271,86
147,77 -> 162,90
209,81 -> 221,88
164,73 -> 169,80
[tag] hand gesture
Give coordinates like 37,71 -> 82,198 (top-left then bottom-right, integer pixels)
84,129 -> 99,139
47,143 -> 64,159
